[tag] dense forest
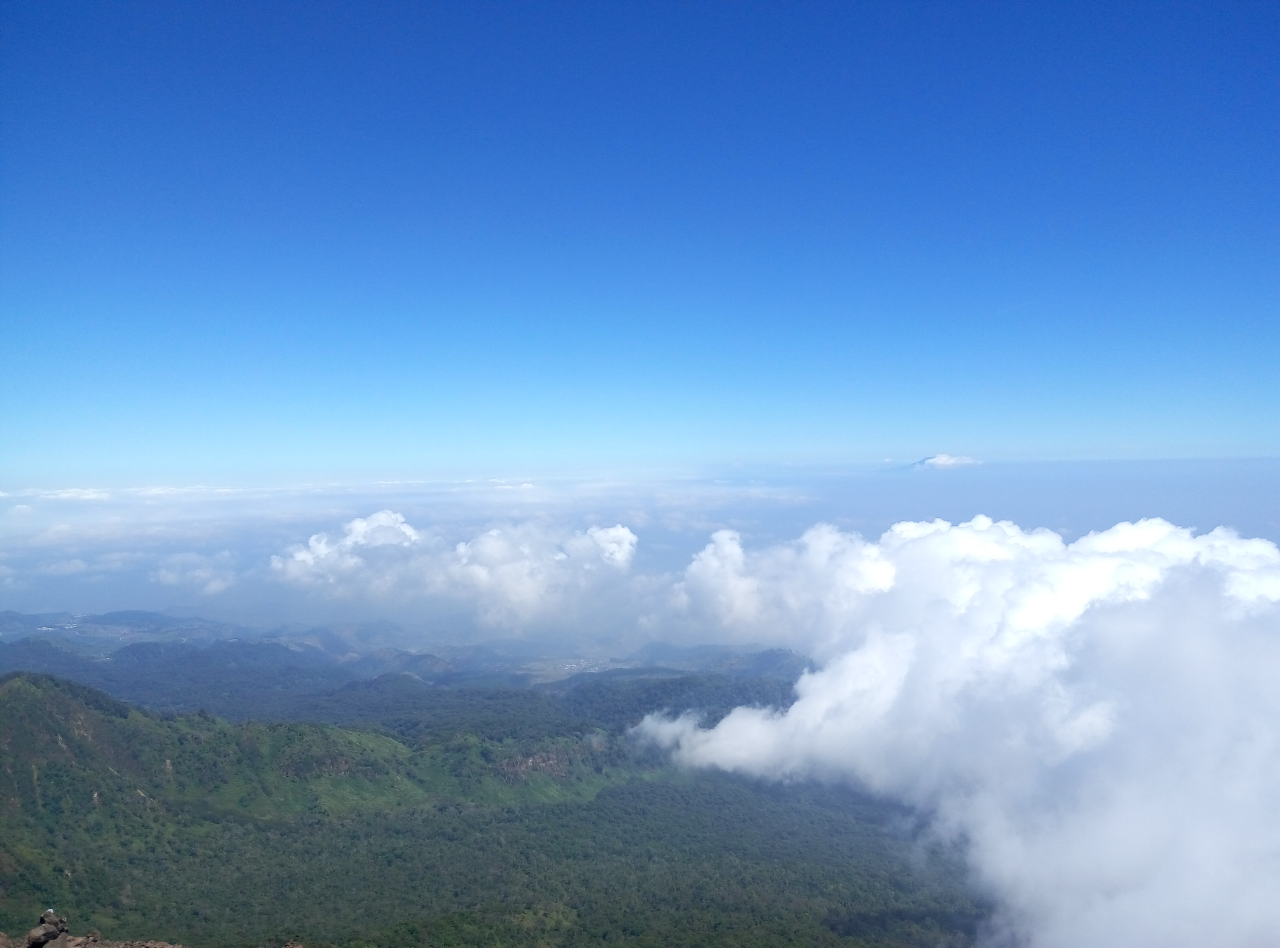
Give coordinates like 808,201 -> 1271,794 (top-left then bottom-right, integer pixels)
0,660 -> 986,948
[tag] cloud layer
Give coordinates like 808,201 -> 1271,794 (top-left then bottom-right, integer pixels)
5,461 -> 1278,621
642,516 -> 1280,946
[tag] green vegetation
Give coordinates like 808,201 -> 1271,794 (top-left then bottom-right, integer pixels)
0,672 -> 985,948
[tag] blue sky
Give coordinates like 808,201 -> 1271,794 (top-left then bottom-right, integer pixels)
1,1 -> 1276,485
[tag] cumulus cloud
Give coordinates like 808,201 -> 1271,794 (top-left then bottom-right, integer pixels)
272,510 -> 639,628
674,523 -> 895,654
642,516 -> 1280,947
272,510 -> 423,583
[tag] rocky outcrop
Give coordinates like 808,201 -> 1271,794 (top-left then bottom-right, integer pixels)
26,910 -> 68,948
0,913 -> 185,948
0,934 -> 183,948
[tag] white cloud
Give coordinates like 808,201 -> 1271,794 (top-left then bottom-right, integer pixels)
640,516 -> 1280,947
674,524 -> 894,654
272,511 -> 640,628
584,524 -> 639,568
341,509 -> 423,548
271,510 -> 423,586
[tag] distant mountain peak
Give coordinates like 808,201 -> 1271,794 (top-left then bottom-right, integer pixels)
912,454 -> 980,469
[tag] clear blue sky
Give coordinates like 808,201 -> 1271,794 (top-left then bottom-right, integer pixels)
2,1 -> 1276,485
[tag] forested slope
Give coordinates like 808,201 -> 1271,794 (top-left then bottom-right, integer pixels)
0,673 -> 985,948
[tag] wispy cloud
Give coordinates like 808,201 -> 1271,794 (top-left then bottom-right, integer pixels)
152,551 -> 238,595
27,488 -> 113,500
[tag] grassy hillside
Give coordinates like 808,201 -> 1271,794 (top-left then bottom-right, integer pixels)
0,673 -> 985,948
